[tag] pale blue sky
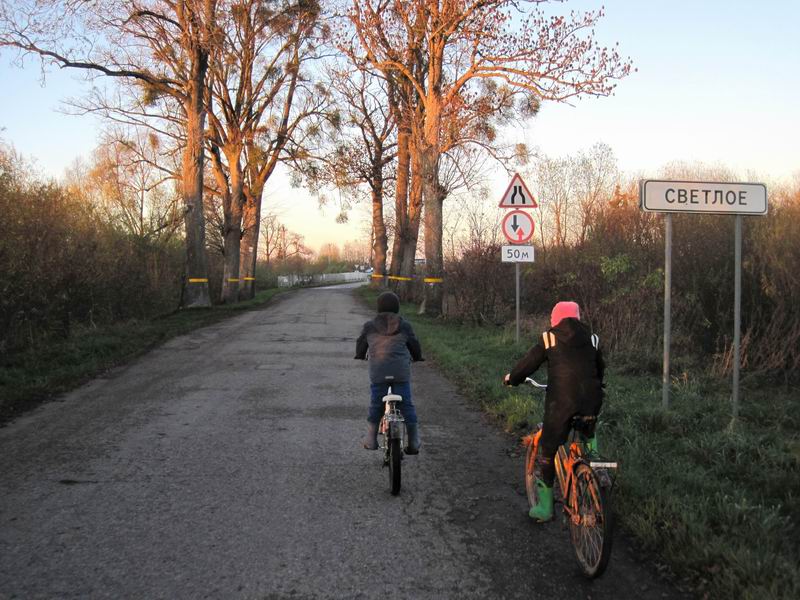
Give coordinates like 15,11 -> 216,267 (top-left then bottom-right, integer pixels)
1,1 -> 798,249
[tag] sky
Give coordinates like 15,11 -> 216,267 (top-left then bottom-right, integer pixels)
1,1 -> 798,252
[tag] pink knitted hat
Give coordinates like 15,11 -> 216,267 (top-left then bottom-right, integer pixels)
551,301 -> 580,327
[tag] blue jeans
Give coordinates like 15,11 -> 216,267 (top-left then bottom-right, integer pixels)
368,381 -> 417,424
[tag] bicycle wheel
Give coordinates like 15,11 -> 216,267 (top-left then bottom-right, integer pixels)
569,463 -> 614,578
524,431 -> 540,508
388,438 -> 402,495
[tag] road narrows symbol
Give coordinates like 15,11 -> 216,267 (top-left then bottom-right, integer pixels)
499,174 -> 537,208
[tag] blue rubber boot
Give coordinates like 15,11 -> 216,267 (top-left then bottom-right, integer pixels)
363,422 -> 379,450
405,423 -> 420,455
528,480 -> 554,522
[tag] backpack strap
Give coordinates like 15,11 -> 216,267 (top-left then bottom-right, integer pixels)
591,334 -> 599,349
542,331 -> 556,349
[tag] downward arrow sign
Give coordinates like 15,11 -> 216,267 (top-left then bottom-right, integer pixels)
511,215 -> 519,232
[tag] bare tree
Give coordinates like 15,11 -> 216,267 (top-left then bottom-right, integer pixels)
236,6 -> 330,301
206,0 -> 322,303
1,0 -> 221,307
347,0 -> 633,314
530,144 -> 619,249
573,143 -> 619,245
81,131 -> 182,241
533,154 -> 574,248
302,66 -> 396,285
257,213 -> 282,265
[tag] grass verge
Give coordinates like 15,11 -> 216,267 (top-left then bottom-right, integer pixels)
357,286 -> 800,600
0,288 -> 286,425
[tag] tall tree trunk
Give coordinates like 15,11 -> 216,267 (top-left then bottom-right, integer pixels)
371,173 -> 388,288
421,143 -> 443,316
220,160 -> 244,303
397,152 -> 423,299
389,125 -> 411,289
238,186 -> 263,301
181,50 -> 211,308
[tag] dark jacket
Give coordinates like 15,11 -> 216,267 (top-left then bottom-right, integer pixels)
355,313 -> 423,384
509,318 -> 605,412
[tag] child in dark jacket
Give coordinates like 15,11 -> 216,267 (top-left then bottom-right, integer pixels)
355,291 -> 424,453
504,301 -> 605,522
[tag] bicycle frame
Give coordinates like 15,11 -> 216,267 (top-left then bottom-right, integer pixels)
528,429 -> 617,525
380,390 -> 405,454
380,403 -> 403,439
556,433 -> 591,526
528,428 -> 586,525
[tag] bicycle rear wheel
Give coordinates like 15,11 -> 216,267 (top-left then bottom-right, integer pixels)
388,438 -> 402,495
569,463 -> 613,578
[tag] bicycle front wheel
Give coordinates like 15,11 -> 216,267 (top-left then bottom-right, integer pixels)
388,438 -> 402,495
569,463 -> 613,578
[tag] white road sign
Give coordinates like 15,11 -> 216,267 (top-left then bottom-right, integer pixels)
501,210 -> 535,244
641,180 -> 768,215
501,245 -> 534,263
499,173 -> 537,208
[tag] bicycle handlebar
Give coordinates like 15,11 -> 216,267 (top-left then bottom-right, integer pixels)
525,377 -> 547,390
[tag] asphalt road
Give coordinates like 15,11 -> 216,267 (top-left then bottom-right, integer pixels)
0,285 -> 689,599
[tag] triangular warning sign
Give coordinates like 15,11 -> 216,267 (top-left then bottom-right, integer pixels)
498,173 -> 537,208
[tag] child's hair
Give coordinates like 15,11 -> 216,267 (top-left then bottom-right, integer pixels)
377,291 -> 400,314
551,301 -> 580,327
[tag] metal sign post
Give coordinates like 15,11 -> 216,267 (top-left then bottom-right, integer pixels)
663,213 -> 672,409
515,263 -> 520,343
641,180 -> 767,417
733,215 -> 742,419
501,246 -> 535,343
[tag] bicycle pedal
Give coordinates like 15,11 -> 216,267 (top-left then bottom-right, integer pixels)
588,460 -> 618,469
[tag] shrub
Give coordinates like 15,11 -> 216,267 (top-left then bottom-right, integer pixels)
0,148 -> 183,354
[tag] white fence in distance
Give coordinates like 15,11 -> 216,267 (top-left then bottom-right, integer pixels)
277,271 -> 370,288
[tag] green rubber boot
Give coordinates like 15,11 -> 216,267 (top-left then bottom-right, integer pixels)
528,480 -> 554,522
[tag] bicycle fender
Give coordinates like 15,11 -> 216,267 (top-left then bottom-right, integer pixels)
389,421 -> 404,440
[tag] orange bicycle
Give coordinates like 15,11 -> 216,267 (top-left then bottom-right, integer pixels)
523,378 -> 618,578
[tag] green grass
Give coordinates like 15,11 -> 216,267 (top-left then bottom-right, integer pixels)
358,286 -> 800,599
0,288 -> 285,424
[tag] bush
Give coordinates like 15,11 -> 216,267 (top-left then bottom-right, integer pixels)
441,181 -> 800,383
0,148 -> 183,354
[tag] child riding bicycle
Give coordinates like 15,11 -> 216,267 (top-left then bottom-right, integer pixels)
504,301 -> 605,522
354,291 -> 424,454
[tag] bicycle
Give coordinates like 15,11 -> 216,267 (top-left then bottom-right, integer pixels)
522,377 -> 618,578
380,386 -> 405,495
